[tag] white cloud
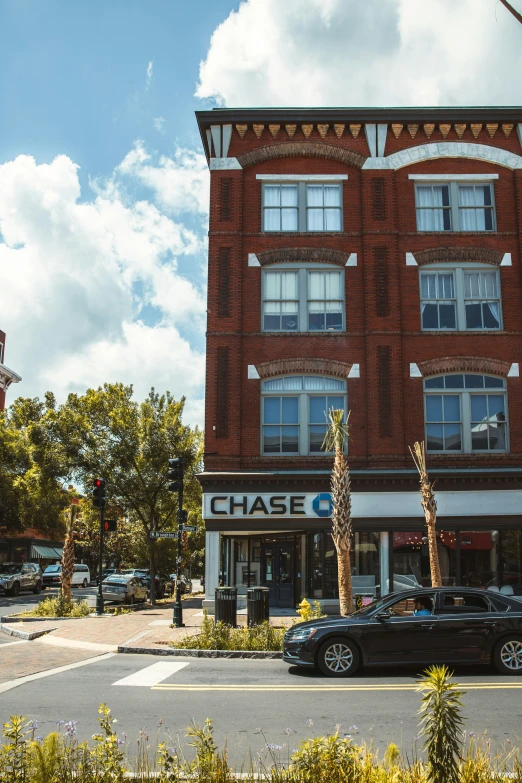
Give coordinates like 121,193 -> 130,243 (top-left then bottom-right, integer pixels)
196,0 -> 522,106
154,116 -> 165,132
146,60 -> 154,90
0,149 -> 207,426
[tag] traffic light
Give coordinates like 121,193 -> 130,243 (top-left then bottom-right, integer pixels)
167,457 -> 184,492
93,478 -> 106,508
103,519 -> 117,532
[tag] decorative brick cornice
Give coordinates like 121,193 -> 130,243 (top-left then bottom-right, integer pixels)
257,248 -> 348,267
257,357 -> 352,379
414,247 -> 503,267
418,356 -> 510,378
237,142 -> 365,169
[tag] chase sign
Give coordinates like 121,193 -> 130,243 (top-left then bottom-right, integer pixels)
203,493 -> 333,519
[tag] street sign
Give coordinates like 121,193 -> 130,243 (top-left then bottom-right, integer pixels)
150,531 -> 177,539
181,525 -> 197,532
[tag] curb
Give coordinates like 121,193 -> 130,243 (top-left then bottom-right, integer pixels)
1,602 -> 154,624
117,645 -> 283,659
0,624 -> 57,641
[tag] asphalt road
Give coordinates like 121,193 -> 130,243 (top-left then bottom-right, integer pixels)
0,586 -> 99,617
1,653 -> 522,766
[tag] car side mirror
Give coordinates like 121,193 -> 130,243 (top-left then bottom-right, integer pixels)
375,610 -> 392,621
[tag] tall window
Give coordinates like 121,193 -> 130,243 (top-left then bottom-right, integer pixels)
415,182 -> 495,232
424,374 -> 508,453
262,376 -> 347,455
262,180 -> 343,233
420,266 -> 501,331
263,266 -> 344,332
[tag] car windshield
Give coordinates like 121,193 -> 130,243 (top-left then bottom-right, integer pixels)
44,565 -> 61,573
0,564 -> 21,575
104,576 -> 129,583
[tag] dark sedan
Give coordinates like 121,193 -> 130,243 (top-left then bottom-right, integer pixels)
283,587 -> 522,677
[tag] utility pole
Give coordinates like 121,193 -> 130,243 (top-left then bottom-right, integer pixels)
93,478 -> 106,615
167,457 -> 185,627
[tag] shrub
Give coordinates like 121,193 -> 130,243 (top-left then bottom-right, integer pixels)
170,610 -> 285,651
20,595 -> 91,618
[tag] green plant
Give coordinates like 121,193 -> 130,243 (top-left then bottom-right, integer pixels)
417,666 -> 464,783
171,610 -> 285,651
20,595 -> 90,618
0,715 -> 32,783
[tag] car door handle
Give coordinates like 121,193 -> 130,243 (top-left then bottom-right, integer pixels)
421,624 -> 435,629
484,621 -> 499,626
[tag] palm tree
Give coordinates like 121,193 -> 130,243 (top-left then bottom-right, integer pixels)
61,501 -> 79,602
322,408 -> 353,616
409,441 -> 442,588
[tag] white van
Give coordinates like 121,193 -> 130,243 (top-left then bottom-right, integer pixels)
42,563 -> 91,588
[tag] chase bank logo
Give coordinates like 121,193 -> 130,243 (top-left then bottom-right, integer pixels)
312,493 -> 333,518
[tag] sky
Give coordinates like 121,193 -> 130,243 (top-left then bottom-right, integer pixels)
1,0 -> 522,427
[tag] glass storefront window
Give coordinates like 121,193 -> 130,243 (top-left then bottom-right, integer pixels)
310,531 -> 380,599
392,531 -> 457,589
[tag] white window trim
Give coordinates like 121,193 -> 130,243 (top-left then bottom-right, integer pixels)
419,263 -> 503,332
414,180 -> 496,232
261,180 -> 344,233
261,377 -> 347,456
256,174 -> 348,181
424,375 -> 509,454
409,174 -> 499,181
262,263 -> 345,333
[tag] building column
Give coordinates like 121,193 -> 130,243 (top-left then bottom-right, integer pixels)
380,532 -> 390,596
203,531 -> 220,610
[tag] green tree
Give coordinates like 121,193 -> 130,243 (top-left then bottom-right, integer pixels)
58,384 -> 202,603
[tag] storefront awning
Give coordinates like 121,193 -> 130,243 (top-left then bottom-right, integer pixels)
31,545 -> 63,560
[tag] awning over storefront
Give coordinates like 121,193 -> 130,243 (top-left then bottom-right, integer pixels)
31,545 -> 63,559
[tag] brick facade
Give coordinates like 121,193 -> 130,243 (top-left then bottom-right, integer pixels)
0,329 -> 21,410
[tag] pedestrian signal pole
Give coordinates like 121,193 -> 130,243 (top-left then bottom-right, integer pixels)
167,457 -> 185,627
93,478 -> 106,615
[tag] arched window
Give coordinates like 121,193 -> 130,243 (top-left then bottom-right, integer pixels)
261,375 -> 347,455
424,374 -> 508,453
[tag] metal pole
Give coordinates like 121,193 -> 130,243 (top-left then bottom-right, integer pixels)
96,505 -> 105,615
173,491 -> 184,627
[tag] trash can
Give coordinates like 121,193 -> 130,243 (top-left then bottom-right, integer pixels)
247,586 -> 270,626
214,587 -> 237,626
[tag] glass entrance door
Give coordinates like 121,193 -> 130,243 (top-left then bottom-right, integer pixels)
261,543 -> 294,607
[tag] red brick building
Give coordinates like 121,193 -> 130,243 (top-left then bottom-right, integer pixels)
196,108 -> 522,611
0,329 -> 21,410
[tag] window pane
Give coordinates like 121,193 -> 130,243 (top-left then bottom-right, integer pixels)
309,396 -> 327,424
264,209 -> 280,231
264,272 -> 280,299
281,312 -> 299,330
444,423 -> 462,451
303,376 -> 345,391
483,272 -> 497,298
328,395 -> 345,413
425,395 -> 443,422
324,272 -> 341,299
443,395 -> 460,421
424,377 -> 444,389
264,313 -> 281,330
281,209 -> 298,231
422,303 -> 439,329
444,375 -> 464,389
307,186 -> 323,207
324,186 -> 341,207
324,209 -> 341,231
308,312 -> 325,330
482,302 -> 500,329
325,311 -> 343,330
465,302 -> 483,329
264,397 -> 280,424
484,376 -> 504,388
263,426 -> 280,453
464,273 -> 480,298
439,304 -> 456,329
438,273 -> 454,299
308,272 -> 323,298
307,209 -> 323,231
283,377 -> 303,391
471,425 -> 489,451
263,378 -> 283,391
281,185 -> 298,206
282,426 -> 299,453
420,274 -> 436,299
471,395 -> 488,421
281,272 -> 298,299
309,425 -> 327,452
465,375 -> 484,388
426,424 -> 443,451
487,395 -> 505,418
264,186 -> 280,207
282,396 -> 299,424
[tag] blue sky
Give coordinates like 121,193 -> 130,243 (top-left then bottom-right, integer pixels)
1,0 -> 521,426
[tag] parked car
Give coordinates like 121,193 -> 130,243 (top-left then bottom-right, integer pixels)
165,574 -> 191,596
102,574 -> 148,605
120,569 -> 165,598
283,587 -> 522,677
94,568 -> 119,586
42,563 -> 91,589
0,563 -> 43,596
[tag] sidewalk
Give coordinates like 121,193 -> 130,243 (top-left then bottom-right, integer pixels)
2,598 -> 299,653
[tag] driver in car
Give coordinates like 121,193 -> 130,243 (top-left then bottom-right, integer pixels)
413,596 -> 433,616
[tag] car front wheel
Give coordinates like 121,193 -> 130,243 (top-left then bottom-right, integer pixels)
33,581 -> 42,594
494,636 -> 522,675
317,636 -> 360,677
9,582 -> 20,597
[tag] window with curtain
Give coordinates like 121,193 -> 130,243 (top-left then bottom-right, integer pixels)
415,181 -> 495,232
262,181 -> 343,232
424,374 -> 508,453
419,266 -> 501,331
262,266 -> 345,332
261,376 -> 347,455
263,271 -> 299,331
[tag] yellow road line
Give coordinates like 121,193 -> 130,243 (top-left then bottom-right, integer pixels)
152,682 -> 522,692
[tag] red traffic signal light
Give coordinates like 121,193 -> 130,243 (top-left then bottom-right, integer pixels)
167,457 -> 184,492
103,519 -> 117,532
93,478 -> 106,508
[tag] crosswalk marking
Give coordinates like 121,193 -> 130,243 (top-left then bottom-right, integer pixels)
113,661 -> 189,687
152,682 -> 522,692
